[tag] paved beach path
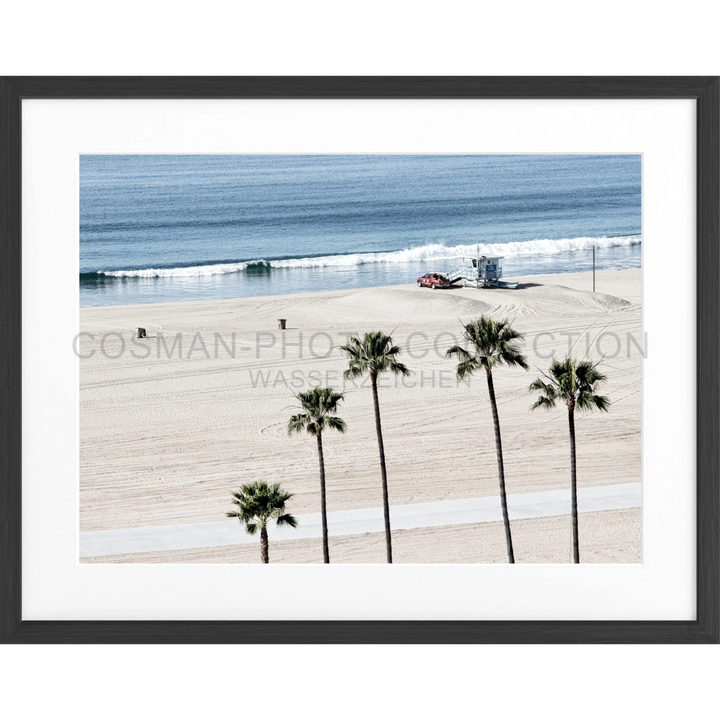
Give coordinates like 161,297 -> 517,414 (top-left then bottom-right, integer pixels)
81,482 -> 640,558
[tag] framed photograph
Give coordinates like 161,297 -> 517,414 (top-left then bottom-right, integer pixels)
1,77 -> 717,643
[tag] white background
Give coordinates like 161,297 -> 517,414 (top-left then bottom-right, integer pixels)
22,99 -> 695,622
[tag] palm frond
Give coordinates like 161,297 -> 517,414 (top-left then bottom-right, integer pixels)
275,512 -> 298,529
577,390 -> 610,412
530,356 -> 610,414
483,354 -> 499,370
227,480 -> 297,537
448,315 -> 528,379
388,358 -> 411,376
339,331 -> 410,380
338,337 -> 364,361
497,323 -> 523,342
500,345 -> 530,370
344,362 -> 367,379
287,413 -> 310,435
446,345 -> 472,361
593,394 -> 611,412
325,416 -> 347,433
575,359 -> 607,388
531,395 -> 557,410
288,387 -> 346,435
528,377 -> 552,393
455,358 -> 480,380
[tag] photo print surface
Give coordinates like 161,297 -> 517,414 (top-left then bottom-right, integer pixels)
78,155 -> 643,565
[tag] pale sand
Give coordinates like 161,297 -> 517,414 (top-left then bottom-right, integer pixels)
80,508 -> 641,564
79,268 -> 642,562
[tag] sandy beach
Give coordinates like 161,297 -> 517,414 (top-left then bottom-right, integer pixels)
79,268 -> 642,563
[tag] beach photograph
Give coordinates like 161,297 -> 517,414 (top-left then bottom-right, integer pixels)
78,154 -> 643,564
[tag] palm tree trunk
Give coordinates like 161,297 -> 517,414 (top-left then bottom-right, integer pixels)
371,372 -> 393,563
567,406 -> 580,563
316,430 -> 330,563
485,368 -> 515,563
260,526 -> 269,564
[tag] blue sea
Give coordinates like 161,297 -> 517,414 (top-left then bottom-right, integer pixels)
79,155 -> 641,307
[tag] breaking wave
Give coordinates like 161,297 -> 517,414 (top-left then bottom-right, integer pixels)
82,235 -> 641,280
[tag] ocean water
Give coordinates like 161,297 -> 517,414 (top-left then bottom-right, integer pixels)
80,155 -> 641,307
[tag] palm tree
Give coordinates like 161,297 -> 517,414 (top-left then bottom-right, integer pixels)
340,331 -> 410,563
227,481 -> 298,563
529,357 -> 610,563
446,316 -> 528,563
288,387 -> 346,564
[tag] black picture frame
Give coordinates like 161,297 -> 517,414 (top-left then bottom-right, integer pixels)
1,76 -> 717,644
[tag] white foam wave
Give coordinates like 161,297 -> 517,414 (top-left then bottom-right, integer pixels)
102,235 -> 640,278
105,262 -> 249,278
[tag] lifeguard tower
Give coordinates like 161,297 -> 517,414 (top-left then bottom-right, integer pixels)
445,251 -> 517,289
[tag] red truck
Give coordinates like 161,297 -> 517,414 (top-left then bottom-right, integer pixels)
417,272 -> 451,289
